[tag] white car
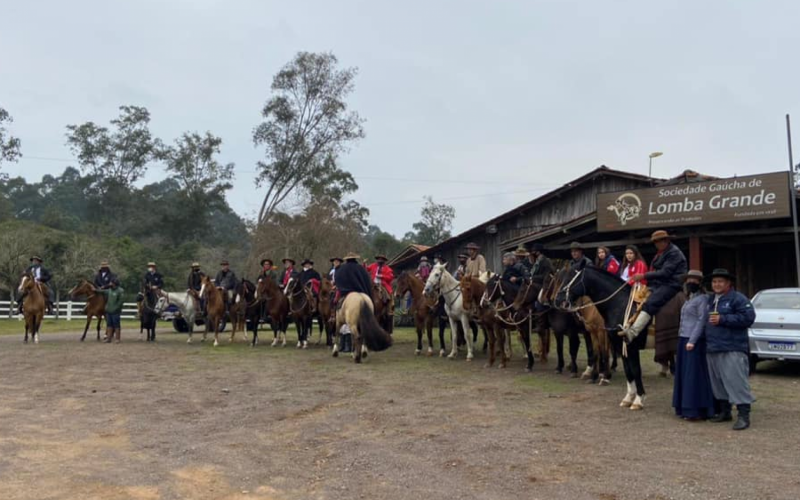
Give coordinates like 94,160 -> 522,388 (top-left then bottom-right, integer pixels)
748,288 -> 800,372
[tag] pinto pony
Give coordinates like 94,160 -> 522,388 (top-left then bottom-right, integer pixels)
332,292 -> 393,363
17,273 -> 45,344
68,279 -> 107,342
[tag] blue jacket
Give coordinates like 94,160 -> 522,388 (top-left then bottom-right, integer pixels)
705,289 -> 756,354
645,243 -> 687,289
679,293 -> 709,344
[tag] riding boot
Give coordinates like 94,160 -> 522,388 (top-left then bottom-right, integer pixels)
387,314 -> 394,334
709,400 -> 733,423
104,327 -> 113,343
619,311 -> 651,343
733,404 -> 751,430
114,328 -> 121,343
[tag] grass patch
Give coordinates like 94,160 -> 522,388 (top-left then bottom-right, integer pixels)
0,318 -> 141,336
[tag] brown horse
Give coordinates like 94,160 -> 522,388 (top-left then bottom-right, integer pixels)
395,271 -> 440,356
199,275 -> 225,347
18,273 -> 46,344
461,276 -> 509,368
255,277 -> 289,347
371,283 -> 393,333
317,278 -> 335,347
332,292 -> 393,363
68,279 -> 108,342
284,275 -> 315,349
229,279 -> 256,343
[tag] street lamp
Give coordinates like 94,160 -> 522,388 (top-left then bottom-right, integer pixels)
648,151 -> 663,179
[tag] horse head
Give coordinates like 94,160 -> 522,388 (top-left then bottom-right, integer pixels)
198,275 -> 214,299
68,279 -> 94,299
18,272 -> 35,294
512,277 -> 540,312
423,263 -> 446,298
480,274 -> 504,308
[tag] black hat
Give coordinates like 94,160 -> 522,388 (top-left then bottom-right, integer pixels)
282,258 -> 296,265
30,256 -> 43,262
466,242 -> 480,250
528,242 -> 544,253
569,242 -> 583,250
260,258 -> 273,267
301,259 -> 314,266
220,260 -> 229,266
710,268 -> 735,281
330,257 -> 343,263
374,254 -> 388,261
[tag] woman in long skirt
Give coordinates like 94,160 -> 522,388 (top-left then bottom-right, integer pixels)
673,270 -> 716,420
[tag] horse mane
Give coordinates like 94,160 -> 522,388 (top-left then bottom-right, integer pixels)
583,263 -> 626,284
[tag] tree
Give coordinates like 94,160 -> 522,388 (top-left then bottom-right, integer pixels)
252,51 -> 365,226
162,131 -> 234,199
0,106 -> 22,170
65,105 -> 161,192
406,196 -> 456,246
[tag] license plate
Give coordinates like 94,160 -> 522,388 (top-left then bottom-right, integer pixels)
768,342 -> 797,351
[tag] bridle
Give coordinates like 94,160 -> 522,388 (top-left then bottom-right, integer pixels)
557,268 -> 630,313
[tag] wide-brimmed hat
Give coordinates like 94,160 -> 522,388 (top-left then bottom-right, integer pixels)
330,257 -> 343,263
528,242 -> 545,253
99,261 -> 110,268
710,268 -> 735,281
681,269 -> 704,282
513,246 -> 529,258
650,230 -> 674,242
220,260 -> 230,266
503,252 -> 516,260
191,262 -> 201,268
147,261 -> 157,267
260,258 -> 273,266
569,242 -> 583,251
30,256 -> 43,262
374,254 -> 388,261
282,258 -> 296,265
344,252 -> 360,261
420,256 -> 429,262
301,259 -> 314,266
466,242 -> 480,250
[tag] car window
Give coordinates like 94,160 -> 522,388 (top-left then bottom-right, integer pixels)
753,293 -> 800,309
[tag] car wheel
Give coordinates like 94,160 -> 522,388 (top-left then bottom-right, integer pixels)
173,318 -> 190,333
748,354 -> 759,376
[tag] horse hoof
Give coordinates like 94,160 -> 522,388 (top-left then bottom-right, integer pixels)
466,356 -> 473,362
333,350 -> 339,358
620,400 -> 633,408
630,403 -> 644,411
554,369 -> 562,375
415,349 -> 421,356
213,340 -> 219,347
439,350 -> 446,357
599,378 -> 610,386
570,373 -> 578,379
187,339 -> 192,344
447,354 -> 456,360
484,363 -> 492,369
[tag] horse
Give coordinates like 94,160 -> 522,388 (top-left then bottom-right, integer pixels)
139,284 -> 164,342
68,279 -> 107,342
159,290 -> 198,342
317,278 -> 336,347
255,277 -> 290,347
229,279 -> 257,343
284,275 -> 315,349
395,271 -> 441,356
332,292 -> 393,363
198,275 -> 226,347
557,264 -> 649,409
423,263 -> 474,361
481,274 -> 538,371
535,270 -> 612,385
371,283 -> 394,333
461,276 -> 509,368
17,273 -> 45,344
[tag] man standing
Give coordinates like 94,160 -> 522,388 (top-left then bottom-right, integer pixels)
19,256 -> 54,315
705,268 -> 756,430
568,242 -> 593,270
214,260 -> 238,309
281,258 -> 295,289
624,230 -> 688,341
367,254 -> 395,333
465,243 -> 486,278
96,279 -> 125,344
94,261 -> 117,290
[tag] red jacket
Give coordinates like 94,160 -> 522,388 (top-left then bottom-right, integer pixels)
367,262 -> 394,294
620,260 -> 648,285
282,267 -> 294,287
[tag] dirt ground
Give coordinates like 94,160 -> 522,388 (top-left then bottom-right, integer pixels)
0,326 -> 799,500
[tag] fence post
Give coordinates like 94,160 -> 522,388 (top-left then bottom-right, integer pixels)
67,301 -> 72,321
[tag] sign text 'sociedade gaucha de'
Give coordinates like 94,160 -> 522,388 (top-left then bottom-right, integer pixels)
597,171 -> 792,232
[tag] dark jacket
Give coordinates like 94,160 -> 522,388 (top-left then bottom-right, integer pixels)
143,271 -> 164,289
94,270 -> 117,289
25,264 -> 52,283
569,256 -> 593,271
705,290 -> 756,354
501,262 -> 527,284
98,287 -> 126,315
645,243 -> 688,289
525,254 -> 554,284
334,261 -> 373,297
300,268 -> 322,285
258,269 -> 278,284
214,269 -> 238,290
187,270 -> 205,291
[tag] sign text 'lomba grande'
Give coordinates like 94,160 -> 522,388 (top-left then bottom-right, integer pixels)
596,171 -> 792,232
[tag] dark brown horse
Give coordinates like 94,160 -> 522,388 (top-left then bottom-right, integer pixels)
199,275 -> 225,347
371,283 -> 393,333
69,279 -> 107,342
481,274 -> 537,372
18,273 -> 45,344
255,277 -> 289,347
395,271 -> 441,356
284,275 -> 314,349
318,277 -> 335,347
461,276 -> 509,368
229,279 -> 257,344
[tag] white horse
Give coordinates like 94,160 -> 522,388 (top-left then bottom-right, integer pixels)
423,263 -> 474,361
158,290 -> 203,343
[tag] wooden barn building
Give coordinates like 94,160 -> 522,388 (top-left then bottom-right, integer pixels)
390,165 -> 798,297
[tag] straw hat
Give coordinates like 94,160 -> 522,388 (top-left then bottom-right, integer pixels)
344,252 -> 360,261
650,230 -> 674,242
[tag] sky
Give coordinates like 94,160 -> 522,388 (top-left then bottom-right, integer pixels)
2,0 -> 799,237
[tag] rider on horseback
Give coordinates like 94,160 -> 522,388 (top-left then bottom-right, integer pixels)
300,259 -> 322,312
187,262 -> 206,317
214,260 -> 238,313
622,230 -> 688,341
501,252 -> 526,289
94,261 -> 117,290
333,252 -> 373,353
454,253 -> 469,280
525,242 -> 554,285
465,243 -> 486,278
143,262 -> 164,290
367,254 -> 395,332
569,242 -> 593,270
281,258 -> 295,290
258,259 -> 277,284
18,256 -> 54,315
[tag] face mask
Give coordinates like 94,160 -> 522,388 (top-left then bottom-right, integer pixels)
684,282 -> 701,294
148,268 -> 155,273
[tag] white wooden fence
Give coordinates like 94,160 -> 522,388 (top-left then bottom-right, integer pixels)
0,300 -> 139,320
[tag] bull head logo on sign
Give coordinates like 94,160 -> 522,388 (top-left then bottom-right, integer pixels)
607,193 -> 642,226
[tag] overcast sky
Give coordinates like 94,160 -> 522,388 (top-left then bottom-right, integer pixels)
2,0 -> 799,237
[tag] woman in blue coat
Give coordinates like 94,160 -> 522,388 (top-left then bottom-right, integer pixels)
672,270 -> 716,420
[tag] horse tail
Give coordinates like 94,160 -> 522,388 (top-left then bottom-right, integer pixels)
357,300 -> 393,352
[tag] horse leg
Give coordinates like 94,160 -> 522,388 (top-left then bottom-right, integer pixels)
598,331 -> 612,385
538,325 -> 550,363
438,316 -> 447,357
485,324 -> 496,369
619,348 -> 637,407
447,316 -> 459,359
581,331 -> 596,381
251,317 -> 259,347
520,325 -> 534,373
213,318 -> 220,347
353,329 -> 362,364
568,331 -> 580,377
415,322 -> 423,355
554,331 -> 565,374
461,316 -> 474,361
34,316 -> 41,344
628,346 -> 646,410
97,315 -> 104,342
425,316 -> 434,356
497,325 -> 509,368
24,320 -> 29,343
80,316 -> 91,342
